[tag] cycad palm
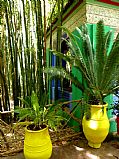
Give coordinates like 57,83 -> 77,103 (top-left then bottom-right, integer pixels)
45,20 -> 119,104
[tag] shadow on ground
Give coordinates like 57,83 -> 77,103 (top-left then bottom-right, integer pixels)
1,137 -> 119,159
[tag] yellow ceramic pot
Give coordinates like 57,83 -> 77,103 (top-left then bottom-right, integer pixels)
82,103 -> 109,148
24,125 -> 52,159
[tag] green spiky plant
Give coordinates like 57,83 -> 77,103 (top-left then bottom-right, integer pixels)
45,20 -> 119,105
15,92 -> 65,131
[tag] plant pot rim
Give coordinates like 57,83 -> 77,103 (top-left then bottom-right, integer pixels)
90,103 -> 108,108
25,124 -> 48,133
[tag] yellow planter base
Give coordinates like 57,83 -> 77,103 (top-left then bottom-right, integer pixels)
88,141 -> 101,149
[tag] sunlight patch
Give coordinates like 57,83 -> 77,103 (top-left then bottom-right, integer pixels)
86,152 -> 100,159
90,121 -> 98,130
6,133 -> 14,137
107,153 -> 113,157
73,145 -> 84,151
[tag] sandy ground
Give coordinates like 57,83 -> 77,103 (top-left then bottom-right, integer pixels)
1,137 -> 119,159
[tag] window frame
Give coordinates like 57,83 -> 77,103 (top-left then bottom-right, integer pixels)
97,0 -> 119,6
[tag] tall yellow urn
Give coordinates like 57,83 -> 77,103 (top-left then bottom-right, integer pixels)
82,103 -> 109,148
24,125 -> 52,159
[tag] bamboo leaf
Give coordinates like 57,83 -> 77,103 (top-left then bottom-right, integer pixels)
31,92 -> 39,116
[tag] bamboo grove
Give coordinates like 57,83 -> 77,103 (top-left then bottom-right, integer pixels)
0,0 -> 47,112
0,0 -> 65,114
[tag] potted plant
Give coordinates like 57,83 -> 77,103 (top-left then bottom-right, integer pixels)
45,20 -> 119,148
15,92 -> 65,159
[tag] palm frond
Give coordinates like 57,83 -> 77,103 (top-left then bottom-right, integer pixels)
112,33 -> 119,50
61,38 -> 78,57
15,107 -> 34,121
99,30 -> 113,88
104,30 -> 113,55
61,27 -> 86,65
39,93 -> 48,110
61,27 -> 95,87
101,45 -> 119,91
75,27 -> 96,87
95,20 -> 105,86
83,34 -> 95,85
103,74 -> 119,95
45,67 -> 84,91
52,50 -> 91,84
